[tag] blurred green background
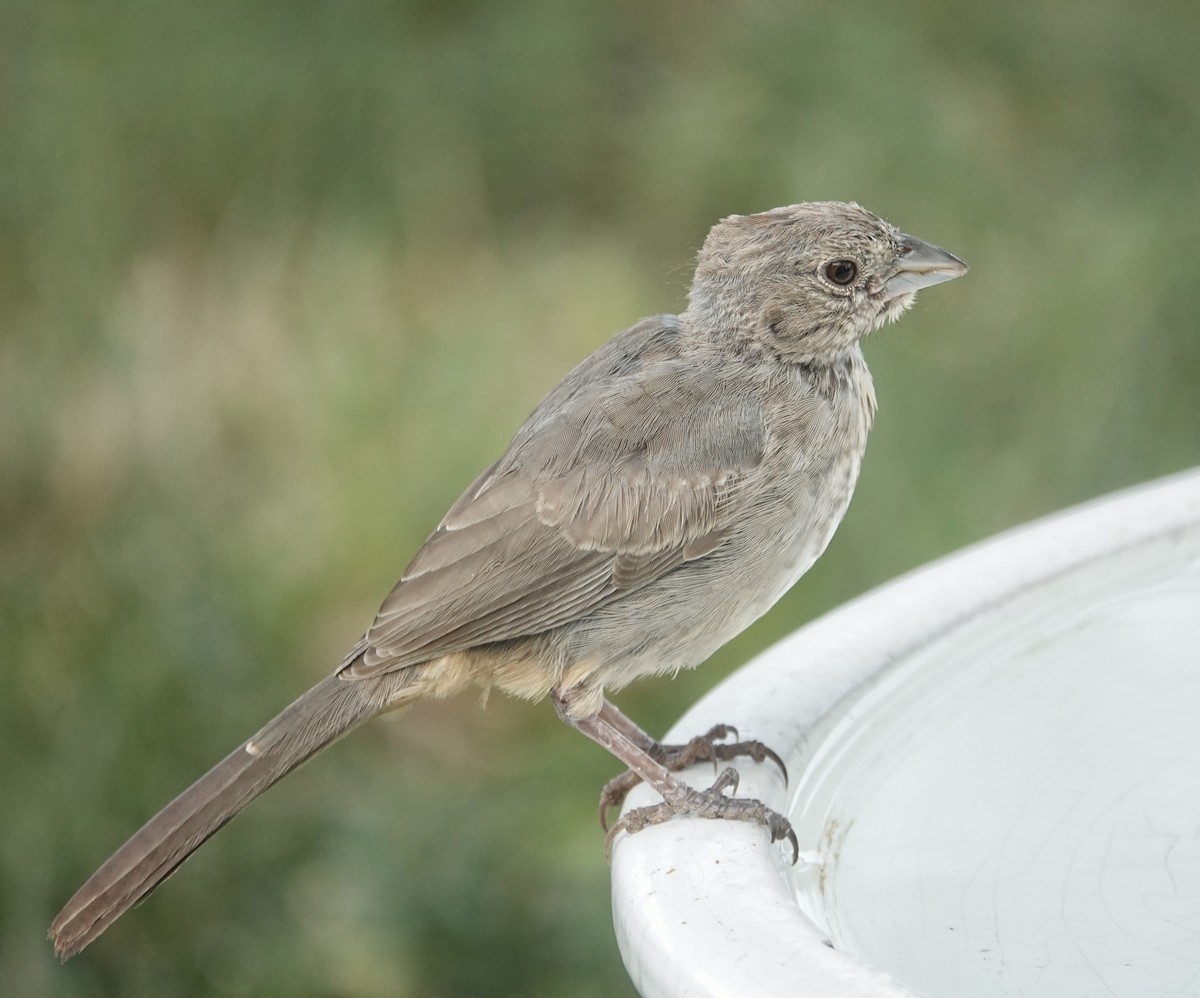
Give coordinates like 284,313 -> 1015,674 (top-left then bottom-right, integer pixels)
3,1 -> 1198,995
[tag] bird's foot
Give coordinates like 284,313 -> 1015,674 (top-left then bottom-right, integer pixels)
604,766 -> 799,863
598,724 -> 786,830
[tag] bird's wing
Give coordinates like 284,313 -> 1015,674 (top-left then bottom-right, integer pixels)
347,317 -> 766,676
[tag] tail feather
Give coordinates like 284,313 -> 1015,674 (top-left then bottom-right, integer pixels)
49,671 -> 404,960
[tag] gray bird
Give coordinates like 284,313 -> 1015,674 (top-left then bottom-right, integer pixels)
50,201 -> 967,959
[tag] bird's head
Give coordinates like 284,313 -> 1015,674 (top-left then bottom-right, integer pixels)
687,201 -> 967,364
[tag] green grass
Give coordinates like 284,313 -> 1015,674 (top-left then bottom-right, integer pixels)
4,2 -> 1199,994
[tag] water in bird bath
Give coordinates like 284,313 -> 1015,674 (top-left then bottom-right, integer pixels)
784,528 -> 1200,998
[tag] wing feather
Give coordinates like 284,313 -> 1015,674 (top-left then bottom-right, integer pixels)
347,317 -> 767,678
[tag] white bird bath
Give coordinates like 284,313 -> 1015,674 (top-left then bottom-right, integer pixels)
612,468 -> 1200,997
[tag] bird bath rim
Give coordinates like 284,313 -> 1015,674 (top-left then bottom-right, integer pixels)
610,467 -> 1200,998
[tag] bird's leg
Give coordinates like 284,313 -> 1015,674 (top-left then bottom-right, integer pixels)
552,691 -> 797,864
592,698 -> 787,829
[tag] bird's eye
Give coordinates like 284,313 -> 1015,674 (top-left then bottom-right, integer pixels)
825,260 -> 858,286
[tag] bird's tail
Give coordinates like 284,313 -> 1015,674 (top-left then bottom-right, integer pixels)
49,669 -> 413,960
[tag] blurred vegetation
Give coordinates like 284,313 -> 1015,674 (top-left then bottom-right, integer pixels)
3,1 -> 1198,994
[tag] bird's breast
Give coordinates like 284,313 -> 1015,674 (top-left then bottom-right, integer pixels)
736,360 -> 874,611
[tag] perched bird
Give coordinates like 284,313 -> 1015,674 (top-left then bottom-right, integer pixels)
50,202 -> 967,959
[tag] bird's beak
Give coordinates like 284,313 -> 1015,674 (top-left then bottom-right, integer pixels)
884,234 -> 969,299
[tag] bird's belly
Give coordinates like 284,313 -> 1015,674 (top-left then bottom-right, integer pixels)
573,446 -> 866,692
727,451 -> 863,630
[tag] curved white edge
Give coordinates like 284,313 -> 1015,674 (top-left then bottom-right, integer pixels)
611,467 -> 1200,998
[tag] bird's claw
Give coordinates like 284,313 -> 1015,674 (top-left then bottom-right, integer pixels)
604,766 -> 799,864
598,724 -> 788,830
